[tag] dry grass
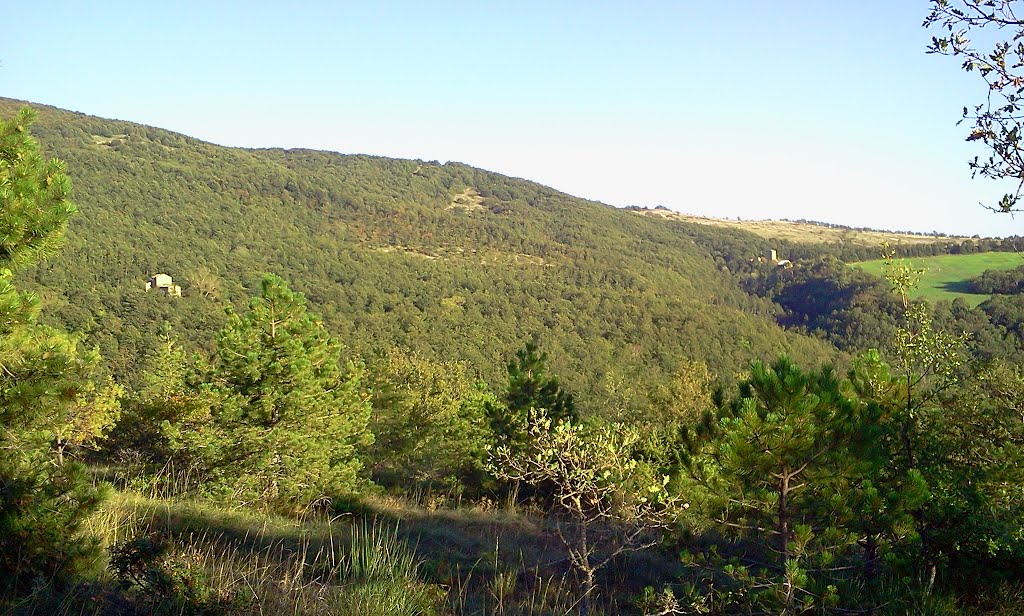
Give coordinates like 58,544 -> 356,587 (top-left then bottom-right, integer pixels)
40,489 -> 604,615
633,209 -> 973,246
60,492 -> 446,615
90,133 -> 128,148
10,458 -> 671,616
448,188 -> 486,212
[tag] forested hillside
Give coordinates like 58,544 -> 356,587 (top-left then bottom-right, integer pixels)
5,99 -> 1024,615
2,97 -> 838,415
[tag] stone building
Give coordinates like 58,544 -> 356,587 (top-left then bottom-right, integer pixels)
146,273 -> 182,297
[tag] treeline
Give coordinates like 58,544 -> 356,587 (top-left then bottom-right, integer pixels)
781,216 -> 969,238
731,255 -> 1024,367
965,264 -> 1024,294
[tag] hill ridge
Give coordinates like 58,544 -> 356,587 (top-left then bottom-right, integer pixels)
3,97 -> 842,416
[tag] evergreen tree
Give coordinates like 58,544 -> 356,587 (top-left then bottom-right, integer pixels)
0,108 -> 103,594
487,337 -> 577,451
685,358 -> 883,613
0,107 -> 76,267
173,275 -> 372,511
505,337 -> 577,422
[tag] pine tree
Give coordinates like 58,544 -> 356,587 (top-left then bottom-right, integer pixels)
0,107 -> 76,267
505,337 -> 577,422
179,275 -> 372,511
487,337 -> 577,452
0,108 -> 103,593
686,358 -> 880,613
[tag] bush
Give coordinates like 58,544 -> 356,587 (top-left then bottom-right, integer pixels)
0,459 -> 106,595
110,533 -> 234,615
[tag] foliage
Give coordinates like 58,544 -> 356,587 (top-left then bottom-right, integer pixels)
1,97 -> 843,420
755,256 -> 901,352
488,411 -> 685,615
505,337 -> 578,423
487,337 -> 578,454
964,263 -> 1024,293
0,107 -> 76,268
846,347 -> 1024,602
922,361 -> 1024,588
641,357 -> 716,428
0,107 -> 106,596
365,348 -> 494,492
926,0 -> 1024,212
884,250 -> 968,397
166,275 -> 372,511
53,376 -> 123,462
684,358 -> 889,614
843,250 -> 1024,599
100,336 -> 219,500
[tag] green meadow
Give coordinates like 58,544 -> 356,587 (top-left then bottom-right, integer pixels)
854,251 -> 1024,306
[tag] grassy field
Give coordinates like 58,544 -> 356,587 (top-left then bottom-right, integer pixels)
853,252 -> 1024,306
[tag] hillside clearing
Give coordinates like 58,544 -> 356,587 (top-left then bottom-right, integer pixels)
853,251 -> 1024,306
447,187 -> 486,212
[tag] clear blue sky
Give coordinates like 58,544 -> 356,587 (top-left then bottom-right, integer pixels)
3,1 -> 1016,237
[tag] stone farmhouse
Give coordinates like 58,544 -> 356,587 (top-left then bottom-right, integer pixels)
146,273 -> 182,297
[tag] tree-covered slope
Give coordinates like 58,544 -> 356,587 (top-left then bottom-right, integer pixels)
2,98 -> 839,413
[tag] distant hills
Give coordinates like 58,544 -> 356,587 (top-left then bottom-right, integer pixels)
0,98 -> 940,414
629,207 -> 974,247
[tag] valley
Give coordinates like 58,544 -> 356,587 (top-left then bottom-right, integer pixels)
3,99 -> 1024,615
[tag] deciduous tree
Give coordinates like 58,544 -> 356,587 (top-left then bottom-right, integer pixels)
489,412 -> 684,616
365,348 -> 493,491
925,0 -> 1024,211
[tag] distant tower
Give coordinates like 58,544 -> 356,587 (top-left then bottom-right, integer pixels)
767,249 -> 778,263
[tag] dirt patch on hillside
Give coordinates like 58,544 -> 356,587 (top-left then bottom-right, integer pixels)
91,134 -> 128,148
448,188 -> 486,212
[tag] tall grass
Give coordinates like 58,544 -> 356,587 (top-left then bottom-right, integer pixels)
331,521 -> 445,616
14,480 -> 630,616
36,492 -> 447,616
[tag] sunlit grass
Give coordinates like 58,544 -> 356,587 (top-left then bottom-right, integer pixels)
853,252 -> 1024,306
72,492 -> 447,615
57,488 -> 594,615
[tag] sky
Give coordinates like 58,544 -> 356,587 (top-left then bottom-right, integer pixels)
3,1 -> 1019,237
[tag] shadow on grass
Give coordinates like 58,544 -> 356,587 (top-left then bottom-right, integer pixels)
362,497 -> 686,613
114,494 -> 562,583
940,280 -> 978,294
113,493 -> 683,614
